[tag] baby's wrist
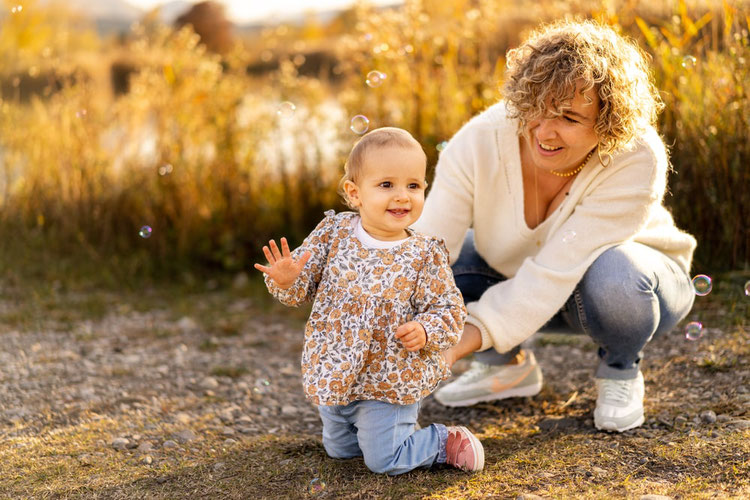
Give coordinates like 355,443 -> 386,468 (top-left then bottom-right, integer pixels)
272,277 -> 296,289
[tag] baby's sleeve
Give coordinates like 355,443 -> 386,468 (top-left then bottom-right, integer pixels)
412,239 -> 466,352
264,211 -> 336,306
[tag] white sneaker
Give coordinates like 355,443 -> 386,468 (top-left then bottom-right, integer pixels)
594,371 -> 645,432
434,350 -> 543,407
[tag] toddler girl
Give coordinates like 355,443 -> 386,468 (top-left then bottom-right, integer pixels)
255,127 -> 484,475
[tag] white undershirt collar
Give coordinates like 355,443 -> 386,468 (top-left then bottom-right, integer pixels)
354,217 -> 409,249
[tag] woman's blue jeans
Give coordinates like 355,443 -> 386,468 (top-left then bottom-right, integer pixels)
454,231 -> 695,380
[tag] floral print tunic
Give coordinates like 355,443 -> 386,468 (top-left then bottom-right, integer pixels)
265,211 -> 466,406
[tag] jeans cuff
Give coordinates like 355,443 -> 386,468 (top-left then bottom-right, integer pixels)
434,423 -> 448,464
594,361 -> 640,380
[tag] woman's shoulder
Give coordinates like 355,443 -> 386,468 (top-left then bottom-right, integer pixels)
460,101 -> 514,132
442,101 -> 516,156
610,125 -> 668,172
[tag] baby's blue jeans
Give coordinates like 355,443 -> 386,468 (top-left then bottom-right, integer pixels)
317,400 -> 448,475
454,231 -> 694,380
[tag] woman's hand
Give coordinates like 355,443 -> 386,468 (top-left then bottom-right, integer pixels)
253,238 -> 311,289
442,323 -> 483,368
395,321 -> 427,352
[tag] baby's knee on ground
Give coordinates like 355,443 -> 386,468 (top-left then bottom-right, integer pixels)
363,452 -> 399,475
322,442 -> 360,460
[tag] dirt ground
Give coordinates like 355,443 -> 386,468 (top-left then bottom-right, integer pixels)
0,274 -> 748,498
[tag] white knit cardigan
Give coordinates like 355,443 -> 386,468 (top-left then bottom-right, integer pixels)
412,102 -> 696,353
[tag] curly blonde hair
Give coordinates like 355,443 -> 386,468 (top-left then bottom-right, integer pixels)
338,127 -> 425,209
503,19 -> 664,157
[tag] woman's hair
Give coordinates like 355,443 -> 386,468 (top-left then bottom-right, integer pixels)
503,19 -> 664,157
338,127 -> 425,209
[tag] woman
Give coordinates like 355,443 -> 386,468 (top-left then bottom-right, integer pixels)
412,19 -> 696,432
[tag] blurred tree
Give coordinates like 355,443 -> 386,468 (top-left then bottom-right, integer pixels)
175,1 -> 233,55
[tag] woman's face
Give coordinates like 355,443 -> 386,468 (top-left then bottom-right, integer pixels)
522,84 -> 600,173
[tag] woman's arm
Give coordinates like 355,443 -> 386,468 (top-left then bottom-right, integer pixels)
468,134 -> 671,353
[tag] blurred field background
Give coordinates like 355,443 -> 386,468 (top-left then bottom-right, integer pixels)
0,0 -> 748,288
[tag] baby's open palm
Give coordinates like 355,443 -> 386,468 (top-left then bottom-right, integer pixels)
254,238 -> 312,289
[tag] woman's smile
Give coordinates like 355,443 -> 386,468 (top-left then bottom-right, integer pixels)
536,138 -> 563,156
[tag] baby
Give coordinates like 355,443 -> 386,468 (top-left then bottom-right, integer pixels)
255,127 -> 484,475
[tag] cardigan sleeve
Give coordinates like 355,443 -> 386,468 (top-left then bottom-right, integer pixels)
264,211 -> 336,306
410,130 -> 476,264
412,239 -> 466,353
466,137 -> 669,353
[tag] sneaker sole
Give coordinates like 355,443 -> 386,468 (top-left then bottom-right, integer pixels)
595,414 -> 645,433
455,426 -> 484,471
435,380 -> 543,407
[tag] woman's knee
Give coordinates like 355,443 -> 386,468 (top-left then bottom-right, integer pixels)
581,245 -> 657,300
450,231 -> 505,301
576,245 -> 661,337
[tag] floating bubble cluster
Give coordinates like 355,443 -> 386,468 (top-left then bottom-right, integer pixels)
684,321 -> 703,341
691,274 -> 712,296
76,109 -> 87,118
562,230 -> 577,244
158,163 -> 173,176
350,115 -> 369,134
11,5 -> 22,13
277,101 -> 296,118
681,55 -> 697,69
308,478 -> 326,496
139,225 -> 152,239
366,70 -> 386,88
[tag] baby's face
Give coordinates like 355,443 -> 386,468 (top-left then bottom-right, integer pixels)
344,144 -> 427,241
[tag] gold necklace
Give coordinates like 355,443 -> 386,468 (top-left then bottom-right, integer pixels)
550,149 -> 595,177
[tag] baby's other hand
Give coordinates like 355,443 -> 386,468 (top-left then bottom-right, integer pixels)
395,321 -> 426,352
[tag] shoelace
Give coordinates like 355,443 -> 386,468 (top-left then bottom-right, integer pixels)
600,379 -> 632,404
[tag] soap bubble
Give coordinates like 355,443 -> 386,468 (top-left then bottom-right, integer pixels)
158,163 -> 173,176
277,101 -> 296,118
350,115 -> 369,135
253,378 -> 271,394
436,141 -> 448,152
366,70 -> 386,88
139,225 -> 152,239
76,109 -> 87,118
308,478 -> 326,495
684,321 -> 703,341
562,230 -> 577,244
681,55 -> 697,69
691,274 -> 712,296
745,280 -> 750,297
11,5 -> 22,13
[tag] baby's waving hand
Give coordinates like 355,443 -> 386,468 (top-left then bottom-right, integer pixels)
395,321 -> 427,352
254,238 -> 312,289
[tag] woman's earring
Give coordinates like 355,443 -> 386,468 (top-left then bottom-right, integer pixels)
596,146 -> 611,168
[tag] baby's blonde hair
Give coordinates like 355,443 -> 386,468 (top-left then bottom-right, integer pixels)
503,19 -> 664,157
338,127 -> 426,209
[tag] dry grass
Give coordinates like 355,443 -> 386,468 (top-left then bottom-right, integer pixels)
0,0 -> 748,276
0,272 -> 747,499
